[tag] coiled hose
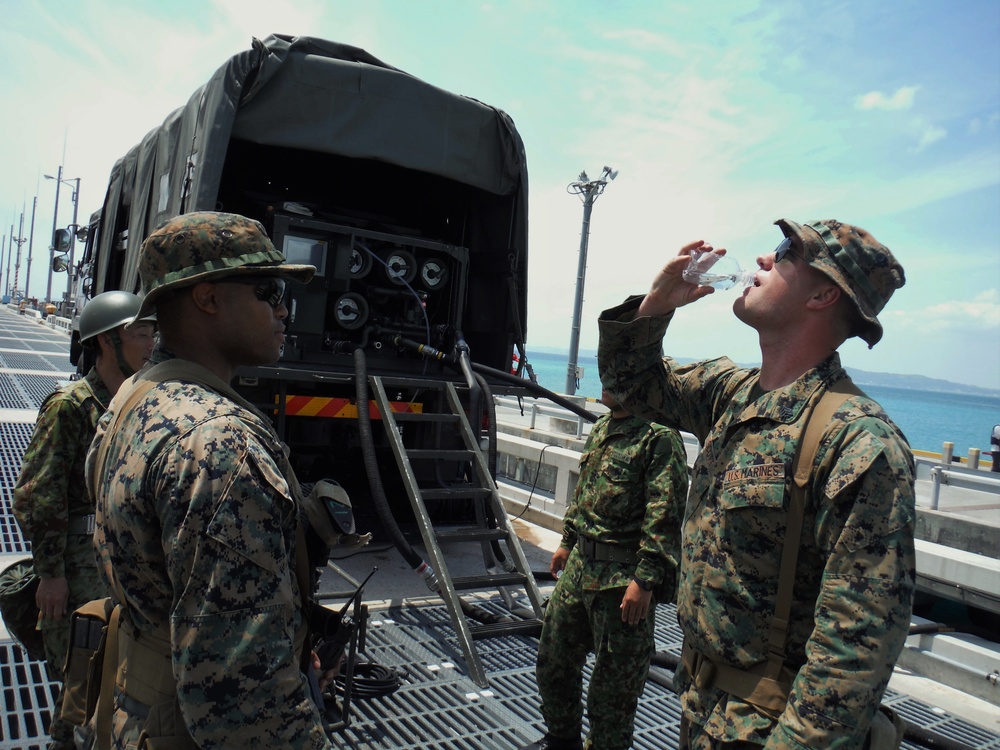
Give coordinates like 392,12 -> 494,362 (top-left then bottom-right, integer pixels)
332,663 -> 403,700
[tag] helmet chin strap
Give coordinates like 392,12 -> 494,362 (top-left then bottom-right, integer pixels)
108,330 -> 137,378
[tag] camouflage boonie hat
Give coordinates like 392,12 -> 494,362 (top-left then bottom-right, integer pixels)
134,211 -> 315,320
775,218 -> 905,348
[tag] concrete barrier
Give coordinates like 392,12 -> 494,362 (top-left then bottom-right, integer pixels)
47,315 -> 73,333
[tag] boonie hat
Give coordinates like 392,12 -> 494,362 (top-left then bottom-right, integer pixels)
774,218 -> 905,348
134,211 -> 315,320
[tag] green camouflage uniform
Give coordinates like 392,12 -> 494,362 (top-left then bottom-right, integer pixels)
597,298 -> 916,749
536,412 -> 688,750
87,350 -> 330,750
13,368 -> 112,750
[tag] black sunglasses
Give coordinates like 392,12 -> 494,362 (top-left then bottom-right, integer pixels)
774,236 -> 803,264
217,277 -> 286,308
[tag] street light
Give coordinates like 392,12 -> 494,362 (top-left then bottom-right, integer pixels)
564,165 -> 618,395
45,169 -> 81,309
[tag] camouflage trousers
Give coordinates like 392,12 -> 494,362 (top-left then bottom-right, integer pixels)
679,716 -> 762,749
39,538 -> 105,750
535,551 -> 656,750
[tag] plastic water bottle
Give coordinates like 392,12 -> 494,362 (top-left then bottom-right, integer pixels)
682,250 -> 756,290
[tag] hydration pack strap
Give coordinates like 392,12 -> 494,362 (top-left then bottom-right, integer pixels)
682,377 -> 863,713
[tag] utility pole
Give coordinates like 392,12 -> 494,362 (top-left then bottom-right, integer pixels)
67,177 -> 80,304
45,171 -> 81,309
46,164 -> 63,304
564,165 -> 618,395
25,196 -> 37,300
13,209 -> 26,298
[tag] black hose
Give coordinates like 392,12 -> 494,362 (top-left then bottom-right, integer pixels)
469,361 -> 598,423
387,334 -> 594,425
331,662 -> 402,700
904,724 -> 978,750
354,348 -> 437,588
650,651 -> 681,671
909,622 -> 956,636
472,371 -> 511,568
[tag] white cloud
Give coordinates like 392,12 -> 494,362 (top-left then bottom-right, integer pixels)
913,122 -> 948,151
855,85 -> 919,111
922,290 -> 1000,328
969,113 -> 1000,135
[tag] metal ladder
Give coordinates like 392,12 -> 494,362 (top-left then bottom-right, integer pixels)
369,374 -> 545,687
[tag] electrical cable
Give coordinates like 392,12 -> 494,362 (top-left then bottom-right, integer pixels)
328,543 -> 396,561
331,662 -> 404,700
512,443 -> 556,521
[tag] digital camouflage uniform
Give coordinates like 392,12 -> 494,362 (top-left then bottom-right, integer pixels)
536,412 -> 688,750
87,350 -> 330,750
13,368 -> 113,750
598,299 -> 916,749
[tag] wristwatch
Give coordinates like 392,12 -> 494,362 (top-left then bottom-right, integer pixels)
632,575 -> 654,591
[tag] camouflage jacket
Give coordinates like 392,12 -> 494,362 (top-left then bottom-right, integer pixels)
562,413 -> 687,594
598,298 -> 915,749
13,368 -> 110,578
87,352 -> 330,749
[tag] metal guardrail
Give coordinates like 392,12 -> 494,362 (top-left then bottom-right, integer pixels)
929,465 -> 1000,510
495,394 -> 592,438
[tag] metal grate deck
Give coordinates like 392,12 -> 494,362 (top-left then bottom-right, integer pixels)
0,423 -> 33,555
0,643 -> 59,750
3,601 -> 999,749
0,351 -> 70,372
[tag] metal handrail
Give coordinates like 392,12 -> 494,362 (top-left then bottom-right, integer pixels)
928,465 -> 1000,510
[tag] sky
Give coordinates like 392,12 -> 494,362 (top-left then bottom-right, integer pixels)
1,0 -> 998,390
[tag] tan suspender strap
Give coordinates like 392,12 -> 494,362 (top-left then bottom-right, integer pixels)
95,604 -> 121,750
765,377 -> 864,683
683,376 -> 865,713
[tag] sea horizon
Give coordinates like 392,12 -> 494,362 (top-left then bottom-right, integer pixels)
516,349 -> 1000,459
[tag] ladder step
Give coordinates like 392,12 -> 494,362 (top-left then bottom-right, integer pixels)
469,619 -> 544,640
436,527 -> 509,543
375,376 -> 466,391
420,487 -> 492,501
392,412 -> 460,423
407,448 -> 476,461
451,572 -> 528,590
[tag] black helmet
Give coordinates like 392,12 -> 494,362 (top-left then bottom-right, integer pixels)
78,291 -> 147,344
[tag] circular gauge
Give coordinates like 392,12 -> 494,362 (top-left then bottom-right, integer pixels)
419,259 -> 448,289
385,249 -> 416,285
348,245 -> 372,278
334,292 -> 369,330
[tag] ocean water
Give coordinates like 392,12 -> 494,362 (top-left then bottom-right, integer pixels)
517,351 -> 1000,459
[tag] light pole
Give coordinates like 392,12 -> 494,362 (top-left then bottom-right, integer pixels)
25,196 -> 37,300
45,165 -> 63,304
564,165 -> 618,395
45,170 -> 80,309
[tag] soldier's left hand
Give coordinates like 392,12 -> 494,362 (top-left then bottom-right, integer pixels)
36,576 -> 70,620
312,649 -> 344,692
620,581 -> 653,625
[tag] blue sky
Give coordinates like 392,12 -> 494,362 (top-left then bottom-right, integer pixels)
1,0 -> 998,389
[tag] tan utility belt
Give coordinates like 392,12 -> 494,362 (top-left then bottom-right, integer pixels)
577,538 -> 639,565
681,640 -> 792,715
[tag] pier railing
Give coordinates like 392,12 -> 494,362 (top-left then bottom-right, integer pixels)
926,463 -> 1000,510
493,396 -> 1000,531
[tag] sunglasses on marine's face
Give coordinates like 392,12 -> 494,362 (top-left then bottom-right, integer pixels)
217,277 -> 286,308
773,236 -> 804,264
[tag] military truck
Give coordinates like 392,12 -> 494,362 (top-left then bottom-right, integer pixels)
69,33 -> 574,686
